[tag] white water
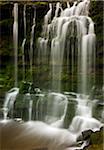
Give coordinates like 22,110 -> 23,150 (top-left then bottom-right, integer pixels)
76,94 -> 92,117
69,115 -> 102,134
13,3 -> 18,87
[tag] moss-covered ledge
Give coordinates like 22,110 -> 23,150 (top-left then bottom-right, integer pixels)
87,127 -> 104,150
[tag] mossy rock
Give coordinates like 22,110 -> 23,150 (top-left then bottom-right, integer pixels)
88,127 -> 104,150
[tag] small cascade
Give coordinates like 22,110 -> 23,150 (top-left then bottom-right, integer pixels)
76,94 -> 92,117
30,6 -> 36,79
69,115 -> 102,134
36,92 -> 68,127
51,98 -> 68,128
68,91 -> 103,136
3,88 -> 19,120
13,3 -> 18,87
36,93 -> 45,121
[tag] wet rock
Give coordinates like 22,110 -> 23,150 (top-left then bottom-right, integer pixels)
76,126 -> 104,150
82,126 -> 104,150
92,99 -> 104,122
90,126 -> 104,145
82,129 -> 92,140
64,100 -> 77,128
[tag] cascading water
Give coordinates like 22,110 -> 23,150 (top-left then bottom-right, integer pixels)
0,1 -> 103,150
37,3 -> 52,67
76,94 -> 92,117
37,0 -> 95,93
36,0 -> 102,132
2,0 -> 101,126
13,3 -> 18,87
36,92 -> 68,128
79,17 -> 96,94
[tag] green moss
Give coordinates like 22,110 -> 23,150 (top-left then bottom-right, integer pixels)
88,128 -> 104,150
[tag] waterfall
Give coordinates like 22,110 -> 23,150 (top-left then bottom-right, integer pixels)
0,3 -> 103,149
81,35 -> 88,94
78,17 -> 96,94
30,6 -> 36,79
54,2 -> 62,18
29,98 -> 33,121
21,5 -> 26,81
22,39 -> 26,81
76,94 -> 92,117
37,3 -> 52,67
13,3 -> 18,87
10,1 -> 96,122
37,0 -> 95,93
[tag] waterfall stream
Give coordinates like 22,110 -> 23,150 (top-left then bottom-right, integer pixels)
1,1 -> 103,149
37,0 -> 95,93
13,3 -> 18,87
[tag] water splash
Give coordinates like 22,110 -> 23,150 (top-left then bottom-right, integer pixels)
69,115 -> 102,134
